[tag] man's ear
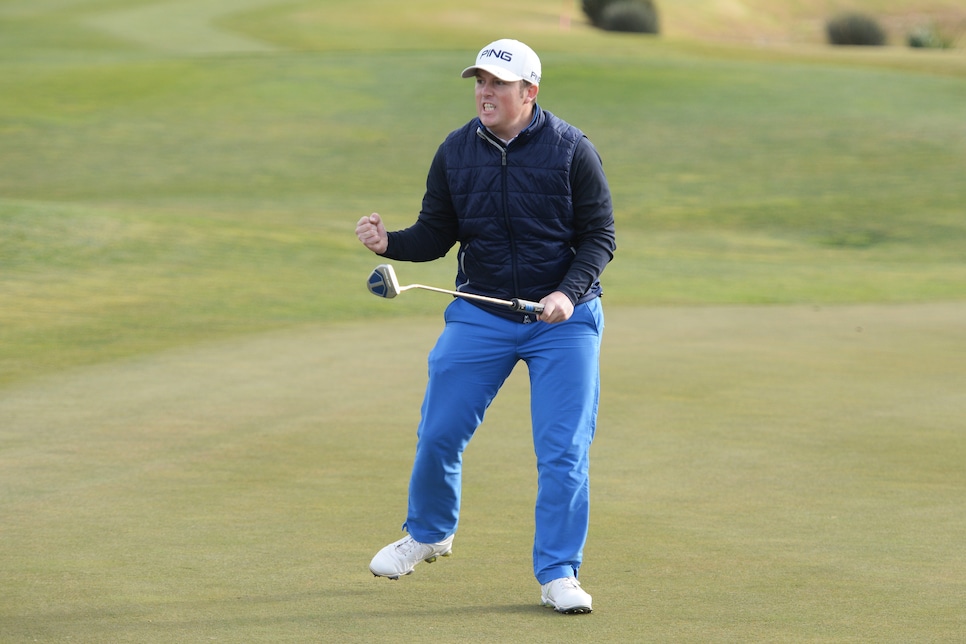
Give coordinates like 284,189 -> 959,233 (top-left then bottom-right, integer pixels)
525,83 -> 540,104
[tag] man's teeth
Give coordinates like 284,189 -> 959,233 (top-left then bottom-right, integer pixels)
483,103 -> 495,112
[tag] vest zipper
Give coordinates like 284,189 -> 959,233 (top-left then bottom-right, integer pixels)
476,128 -> 522,304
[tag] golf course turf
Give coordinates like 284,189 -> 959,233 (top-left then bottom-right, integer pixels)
2,1 -> 964,641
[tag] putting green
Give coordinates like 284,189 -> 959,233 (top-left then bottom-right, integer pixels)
2,303 -> 963,641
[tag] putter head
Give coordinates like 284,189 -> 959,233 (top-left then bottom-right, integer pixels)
367,264 -> 401,299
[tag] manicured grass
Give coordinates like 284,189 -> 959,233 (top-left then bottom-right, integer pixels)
1,305 -> 963,641
1,1 -> 964,641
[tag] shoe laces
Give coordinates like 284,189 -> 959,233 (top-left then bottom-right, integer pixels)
394,536 -> 419,556
557,577 -> 581,590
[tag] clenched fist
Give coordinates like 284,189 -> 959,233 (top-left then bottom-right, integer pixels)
356,213 -> 388,254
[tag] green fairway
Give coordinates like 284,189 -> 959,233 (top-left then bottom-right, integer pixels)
2,0 -> 965,641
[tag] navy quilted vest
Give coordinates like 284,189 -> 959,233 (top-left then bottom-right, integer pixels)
439,106 -> 583,304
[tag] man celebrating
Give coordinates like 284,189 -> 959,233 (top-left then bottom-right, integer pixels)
355,38 -> 616,614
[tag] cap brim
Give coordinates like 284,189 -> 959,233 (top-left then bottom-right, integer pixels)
460,64 -> 524,82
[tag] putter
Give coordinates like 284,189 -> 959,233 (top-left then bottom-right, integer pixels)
366,264 -> 544,313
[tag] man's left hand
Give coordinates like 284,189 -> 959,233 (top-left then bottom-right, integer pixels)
537,291 -> 574,324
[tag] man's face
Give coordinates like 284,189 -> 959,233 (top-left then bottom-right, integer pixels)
475,70 -> 538,141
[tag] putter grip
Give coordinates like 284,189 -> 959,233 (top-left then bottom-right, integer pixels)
511,298 -> 544,313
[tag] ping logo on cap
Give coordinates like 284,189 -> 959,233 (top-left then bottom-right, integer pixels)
480,48 -> 513,63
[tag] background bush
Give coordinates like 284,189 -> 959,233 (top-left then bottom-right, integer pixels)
582,0 -> 612,26
907,24 -> 953,48
584,0 -> 660,33
599,0 -> 660,34
826,12 -> 887,46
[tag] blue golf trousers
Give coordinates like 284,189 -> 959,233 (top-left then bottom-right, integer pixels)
403,297 -> 604,584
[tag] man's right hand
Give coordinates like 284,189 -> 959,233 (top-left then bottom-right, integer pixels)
356,213 -> 388,254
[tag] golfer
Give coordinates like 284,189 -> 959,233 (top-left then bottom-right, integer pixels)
355,38 -> 616,614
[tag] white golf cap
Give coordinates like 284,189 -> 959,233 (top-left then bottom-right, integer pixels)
460,39 -> 542,86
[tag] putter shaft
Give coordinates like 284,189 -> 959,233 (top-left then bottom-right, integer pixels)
368,264 -> 544,313
407,284 -> 543,313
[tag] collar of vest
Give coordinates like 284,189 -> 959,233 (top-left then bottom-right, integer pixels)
476,104 -> 543,147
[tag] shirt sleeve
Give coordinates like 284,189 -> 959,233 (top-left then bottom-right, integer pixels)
557,136 -> 617,304
381,145 -> 459,262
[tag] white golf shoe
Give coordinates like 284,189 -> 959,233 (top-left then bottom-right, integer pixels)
369,533 -> 454,579
541,577 -> 593,614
